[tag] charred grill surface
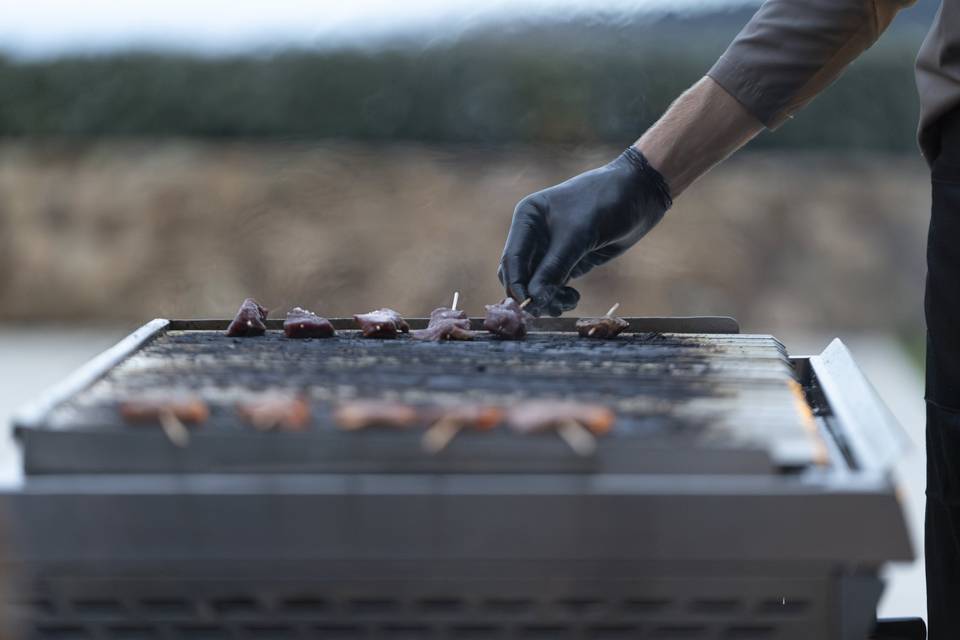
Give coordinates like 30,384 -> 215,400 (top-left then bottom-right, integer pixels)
25,324 -> 819,474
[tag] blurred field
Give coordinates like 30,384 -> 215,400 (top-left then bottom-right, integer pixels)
0,141 -> 930,335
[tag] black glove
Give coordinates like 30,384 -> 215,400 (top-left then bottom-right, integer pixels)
498,147 -> 672,316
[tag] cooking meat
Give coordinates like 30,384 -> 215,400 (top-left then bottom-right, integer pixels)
283,307 -> 335,339
237,394 -> 311,431
422,404 -> 504,453
507,401 -> 615,456
413,317 -> 473,341
226,298 -> 269,337
507,401 -> 615,435
428,306 -> 469,326
120,395 -> 210,424
483,297 -> 528,340
120,394 -> 209,447
576,315 -> 629,339
333,400 -> 419,431
354,308 -> 410,338
430,405 -> 503,430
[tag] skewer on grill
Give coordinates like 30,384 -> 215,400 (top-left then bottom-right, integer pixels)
333,400 -> 419,431
483,297 -> 529,340
283,307 -> 335,339
577,302 -> 629,339
421,405 -> 503,453
354,308 -> 410,339
120,395 -> 209,447
237,394 -> 311,431
414,291 -> 474,341
226,298 -> 269,337
506,401 -> 615,456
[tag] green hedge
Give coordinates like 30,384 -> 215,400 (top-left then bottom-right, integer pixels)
0,25 -> 924,151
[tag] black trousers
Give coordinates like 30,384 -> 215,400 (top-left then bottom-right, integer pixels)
925,112 -> 960,639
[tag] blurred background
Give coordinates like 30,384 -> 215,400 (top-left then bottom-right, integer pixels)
0,0 -> 939,619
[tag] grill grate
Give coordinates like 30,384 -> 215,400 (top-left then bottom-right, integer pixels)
21,326 -> 821,475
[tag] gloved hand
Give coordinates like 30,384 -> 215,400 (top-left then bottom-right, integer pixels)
498,147 -> 672,316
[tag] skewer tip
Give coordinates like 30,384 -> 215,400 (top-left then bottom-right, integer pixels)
519,298 -> 532,309
605,302 -> 621,317
451,291 -> 459,312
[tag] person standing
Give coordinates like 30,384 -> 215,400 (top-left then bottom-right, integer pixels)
498,1 -> 960,635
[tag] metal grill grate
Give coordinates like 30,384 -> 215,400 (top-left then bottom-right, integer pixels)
20,324 -> 821,475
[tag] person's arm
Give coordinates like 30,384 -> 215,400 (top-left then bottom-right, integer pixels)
635,76 -> 763,197
500,0 -> 914,316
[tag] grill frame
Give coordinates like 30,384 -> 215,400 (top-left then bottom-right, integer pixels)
3,317 -> 913,640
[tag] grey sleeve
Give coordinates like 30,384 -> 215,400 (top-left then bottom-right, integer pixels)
708,0 -> 915,129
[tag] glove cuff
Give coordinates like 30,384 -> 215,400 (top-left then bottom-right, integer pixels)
621,146 -> 673,212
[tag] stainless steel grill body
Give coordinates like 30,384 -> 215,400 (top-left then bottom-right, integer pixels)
3,317 -> 912,640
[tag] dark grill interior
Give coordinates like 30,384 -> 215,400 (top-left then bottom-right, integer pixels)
11,582 -> 819,639
28,327 -> 821,474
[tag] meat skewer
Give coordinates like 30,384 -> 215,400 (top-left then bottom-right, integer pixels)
284,307 -> 335,339
421,405 -> 503,453
120,395 -> 209,447
506,401 -> 615,456
237,394 -> 311,431
577,302 -> 630,339
413,320 -> 474,341
226,298 -> 269,337
483,297 -> 529,340
354,308 -> 410,339
333,400 -> 419,431
414,291 -> 474,341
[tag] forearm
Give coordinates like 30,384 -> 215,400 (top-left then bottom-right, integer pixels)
634,77 -> 763,196
638,0 -> 912,197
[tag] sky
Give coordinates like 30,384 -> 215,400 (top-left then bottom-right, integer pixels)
1,0 -> 752,58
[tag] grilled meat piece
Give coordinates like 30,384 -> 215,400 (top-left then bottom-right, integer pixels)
413,318 -> 474,341
120,395 -> 210,424
120,394 -> 209,446
483,297 -> 528,340
422,404 -> 504,452
576,315 -> 629,339
237,394 -> 311,431
428,307 -> 469,326
333,400 -> 419,430
354,308 -> 410,338
507,401 -> 615,435
283,307 -> 335,339
432,405 -> 503,430
226,298 -> 269,337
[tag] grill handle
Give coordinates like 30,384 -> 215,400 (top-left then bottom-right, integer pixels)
808,338 -> 911,473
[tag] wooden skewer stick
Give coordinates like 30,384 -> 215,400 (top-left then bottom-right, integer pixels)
451,291 -> 459,312
556,420 -> 597,457
422,415 -> 463,454
519,298 -> 532,309
158,409 -> 190,448
588,302 -> 622,336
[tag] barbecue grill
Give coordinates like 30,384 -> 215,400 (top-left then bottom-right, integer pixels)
3,316 -> 915,640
